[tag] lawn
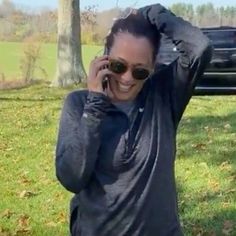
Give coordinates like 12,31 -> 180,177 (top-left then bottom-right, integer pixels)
0,82 -> 235,235
0,41 -> 102,80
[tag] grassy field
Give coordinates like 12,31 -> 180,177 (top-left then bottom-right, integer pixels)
0,41 -> 102,80
0,82 -> 235,235
0,41 -> 236,235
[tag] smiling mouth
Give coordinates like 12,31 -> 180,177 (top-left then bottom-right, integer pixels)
116,81 -> 134,93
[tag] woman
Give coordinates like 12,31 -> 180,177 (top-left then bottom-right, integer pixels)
55,4 -> 212,236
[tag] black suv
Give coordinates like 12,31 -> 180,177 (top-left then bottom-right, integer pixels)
157,26 -> 236,95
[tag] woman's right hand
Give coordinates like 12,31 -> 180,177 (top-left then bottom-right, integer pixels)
87,55 -> 113,95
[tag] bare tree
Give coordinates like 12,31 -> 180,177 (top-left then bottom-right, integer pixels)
0,0 -> 15,18
170,3 -> 194,23
52,0 -> 86,87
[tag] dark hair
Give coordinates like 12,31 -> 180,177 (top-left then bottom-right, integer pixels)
105,13 -> 161,62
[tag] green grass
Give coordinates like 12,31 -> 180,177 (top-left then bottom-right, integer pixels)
0,41 -> 102,80
0,84 -> 236,235
176,97 -> 236,235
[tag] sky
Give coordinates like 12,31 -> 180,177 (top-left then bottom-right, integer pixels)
10,0 -> 234,11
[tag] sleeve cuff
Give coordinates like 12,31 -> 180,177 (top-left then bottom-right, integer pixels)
83,91 -> 112,120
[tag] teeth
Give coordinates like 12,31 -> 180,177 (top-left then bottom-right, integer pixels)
118,83 -> 132,92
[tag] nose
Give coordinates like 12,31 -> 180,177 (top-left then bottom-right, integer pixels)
120,68 -> 135,84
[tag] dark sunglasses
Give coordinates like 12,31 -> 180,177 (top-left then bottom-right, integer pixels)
108,59 -> 152,81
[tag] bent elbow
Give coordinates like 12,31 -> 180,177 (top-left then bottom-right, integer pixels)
197,35 -> 214,61
55,157 -> 85,194
198,42 -> 213,67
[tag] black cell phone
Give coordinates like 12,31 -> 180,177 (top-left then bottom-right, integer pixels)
102,46 -> 109,91
103,46 -> 109,55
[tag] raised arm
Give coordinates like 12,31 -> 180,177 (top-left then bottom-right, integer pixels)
138,4 -> 213,125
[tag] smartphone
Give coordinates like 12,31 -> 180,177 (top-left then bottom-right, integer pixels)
102,46 -> 109,91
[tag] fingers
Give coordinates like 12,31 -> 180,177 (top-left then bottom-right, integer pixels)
89,55 -> 111,83
87,55 -> 113,94
96,68 -> 113,80
87,67 -> 113,94
94,60 -> 109,74
91,55 -> 109,64
89,55 -> 109,73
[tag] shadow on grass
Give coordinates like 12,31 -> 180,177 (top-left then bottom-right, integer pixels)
0,83 -> 85,102
176,112 -> 236,234
182,209 -> 236,235
0,79 -> 50,90
0,97 -> 63,102
177,112 -> 236,166
0,226 -> 69,236
176,179 -> 236,235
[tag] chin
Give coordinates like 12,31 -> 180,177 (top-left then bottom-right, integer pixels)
111,87 -> 138,102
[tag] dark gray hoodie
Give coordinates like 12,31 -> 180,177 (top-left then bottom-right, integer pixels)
55,4 -> 212,236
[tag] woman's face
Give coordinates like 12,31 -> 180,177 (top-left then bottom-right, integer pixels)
107,32 -> 154,102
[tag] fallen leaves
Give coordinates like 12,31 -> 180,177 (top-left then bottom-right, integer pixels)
191,224 -> 216,236
207,179 -> 220,192
219,161 -> 232,172
17,215 -> 30,229
191,143 -> 207,151
199,162 -> 209,170
222,201 -> 231,209
14,215 -> 32,236
225,188 -> 236,194
222,220 -> 234,235
0,227 -> 11,236
56,211 -> 67,224
1,209 -> 14,219
18,175 -> 31,185
45,221 -> 58,227
18,190 -> 38,199
223,123 -> 231,130
184,220 -> 235,236
0,143 -> 8,151
14,227 -> 31,236
0,213 -> 32,236
44,211 -> 68,228
0,211 -> 32,235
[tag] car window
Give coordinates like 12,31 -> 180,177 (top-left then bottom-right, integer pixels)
203,30 -> 236,48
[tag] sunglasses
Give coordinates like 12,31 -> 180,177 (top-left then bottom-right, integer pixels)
108,59 -> 152,81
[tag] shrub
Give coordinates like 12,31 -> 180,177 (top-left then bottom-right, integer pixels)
19,39 -> 47,82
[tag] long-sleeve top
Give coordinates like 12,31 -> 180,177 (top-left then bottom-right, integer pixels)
55,4 -> 212,236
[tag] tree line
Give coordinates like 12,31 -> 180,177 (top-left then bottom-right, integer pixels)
0,0 -> 236,45
0,0 -> 57,42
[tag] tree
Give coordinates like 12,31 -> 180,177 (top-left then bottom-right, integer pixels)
170,3 -> 194,23
80,5 -> 98,45
0,0 -> 15,18
52,0 -> 86,87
